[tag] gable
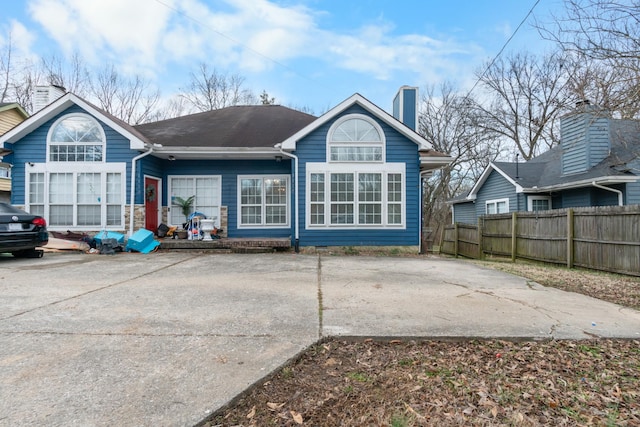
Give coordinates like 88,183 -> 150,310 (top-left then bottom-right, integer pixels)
0,106 -> 28,135
475,170 -> 519,215
0,93 -> 147,150
466,163 -> 522,200
294,104 -> 420,163
280,93 -> 433,152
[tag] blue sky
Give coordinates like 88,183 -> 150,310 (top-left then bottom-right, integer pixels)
1,0 -> 561,115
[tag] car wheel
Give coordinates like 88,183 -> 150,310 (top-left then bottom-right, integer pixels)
12,249 -> 44,258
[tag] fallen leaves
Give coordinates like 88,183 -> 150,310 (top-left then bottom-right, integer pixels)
290,410 -> 303,424
206,338 -> 640,426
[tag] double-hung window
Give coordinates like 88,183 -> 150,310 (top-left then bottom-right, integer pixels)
486,198 -> 509,214
527,195 -> 551,212
169,176 -> 221,226
307,165 -> 405,228
238,175 -> 289,228
27,167 -> 125,229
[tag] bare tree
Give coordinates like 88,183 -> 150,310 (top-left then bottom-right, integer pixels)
181,63 -> 255,112
90,64 -> 160,124
0,31 -> 13,102
565,54 -> 640,118
475,51 -> 571,160
11,67 -> 41,113
145,95 -> 190,122
540,0 -> 640,62
418,82 -> 506,243
0,31 -> 42,113
40,53 -> 90,96
538,0 -> 640,118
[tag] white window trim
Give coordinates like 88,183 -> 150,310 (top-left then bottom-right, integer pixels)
527,195 -> 551,211
485,198 -> 510,215
167,175 -> 222,227
25,162 -> 126,230
237,175 -> 290,229
305,162 -> 406,229
46,113 -> 107,163
326,113 -> 386,163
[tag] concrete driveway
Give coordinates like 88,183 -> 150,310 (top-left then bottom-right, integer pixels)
1,252 -> 639,426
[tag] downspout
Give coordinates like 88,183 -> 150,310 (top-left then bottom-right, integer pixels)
592,181 -> 623,206
128,145 -> 155,236
277,145 -> 300,252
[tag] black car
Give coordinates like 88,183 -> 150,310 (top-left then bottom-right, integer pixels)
0,203 -> 49,257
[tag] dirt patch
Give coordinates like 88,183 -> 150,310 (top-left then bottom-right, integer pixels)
475,258 -> 640,311
201,257 -> 640,427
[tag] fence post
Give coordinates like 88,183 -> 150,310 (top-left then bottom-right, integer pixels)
511,212 -> 517,262
454,223 -> 459,258
567,209 -> 574,269
477,217 -> 484,260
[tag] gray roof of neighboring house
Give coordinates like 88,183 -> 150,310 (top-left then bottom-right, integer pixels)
494,118 -> 640,189
134,105 -> 317,148
450,117 -> 640,204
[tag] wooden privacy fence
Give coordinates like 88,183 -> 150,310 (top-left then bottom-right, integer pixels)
441,205 -> 640,277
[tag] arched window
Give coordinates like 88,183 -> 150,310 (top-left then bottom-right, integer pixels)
48,114 -> 105,162
327,114 -> 384,162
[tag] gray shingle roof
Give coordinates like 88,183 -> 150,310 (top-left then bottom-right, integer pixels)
494,119 -> 640,189
134,105 -> 317,148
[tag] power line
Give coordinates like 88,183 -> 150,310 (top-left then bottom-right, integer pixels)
465,0 -> 542,99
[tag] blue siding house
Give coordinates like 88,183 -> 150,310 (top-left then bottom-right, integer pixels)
450,102 -> 640,224
0,87 -> 451,251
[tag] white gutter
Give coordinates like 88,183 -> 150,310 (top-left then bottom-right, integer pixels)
128,145 -> 156,236
522,176 -> 638,193
276,144 -> 300,252
592,181 -> 623,206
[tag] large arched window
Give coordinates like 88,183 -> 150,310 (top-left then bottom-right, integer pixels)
48,114 -> 105,162
327,114 -> 384,162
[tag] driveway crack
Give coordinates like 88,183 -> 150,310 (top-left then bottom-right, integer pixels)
444,280 -> 563,338
0,330 -> 276,338
0,255 -> 198,321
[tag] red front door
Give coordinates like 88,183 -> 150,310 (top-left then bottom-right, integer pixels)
144,177 -> 160,233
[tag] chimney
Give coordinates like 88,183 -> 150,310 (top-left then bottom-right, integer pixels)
392,86 -> 418,131
560,100 -> 610,175
33,85 -> 66,112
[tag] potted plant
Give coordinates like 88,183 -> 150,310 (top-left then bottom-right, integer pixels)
173,195 -> 194,239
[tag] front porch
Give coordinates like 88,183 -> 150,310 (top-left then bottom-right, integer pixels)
157,237 -> 292,253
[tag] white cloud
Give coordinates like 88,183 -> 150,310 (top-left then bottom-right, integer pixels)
22,0 -> 487,93
28,0 -> 173,68
169,0 -> 318,71
1,20 -> 38,62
